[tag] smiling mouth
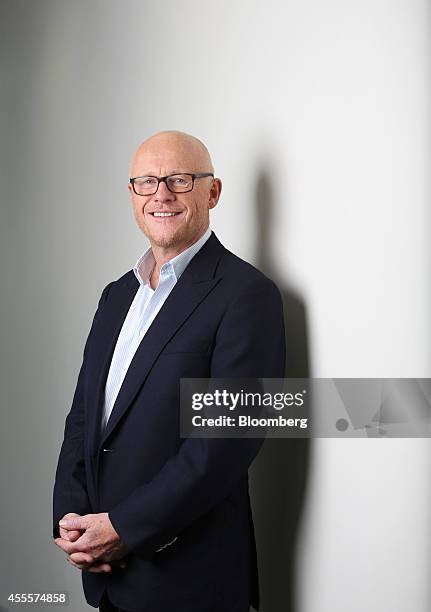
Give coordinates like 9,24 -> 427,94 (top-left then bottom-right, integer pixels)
149,211 -> 182,217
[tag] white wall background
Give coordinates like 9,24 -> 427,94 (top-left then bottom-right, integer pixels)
1,0 -> 430,611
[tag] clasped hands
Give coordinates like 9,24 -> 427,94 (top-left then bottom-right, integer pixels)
54,512 -> 129,573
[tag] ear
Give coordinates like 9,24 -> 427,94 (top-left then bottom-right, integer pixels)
209,178 -> 222,210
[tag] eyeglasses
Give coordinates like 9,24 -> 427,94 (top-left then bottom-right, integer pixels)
129,172 -> 214,195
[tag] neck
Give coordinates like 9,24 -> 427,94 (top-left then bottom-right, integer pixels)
149,226 -> 208,289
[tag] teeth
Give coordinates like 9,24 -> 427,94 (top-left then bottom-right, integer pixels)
153,212 -> 180,217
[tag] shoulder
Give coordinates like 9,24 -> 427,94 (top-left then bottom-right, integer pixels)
217,245 -> 282,300
97,269 -> 137,304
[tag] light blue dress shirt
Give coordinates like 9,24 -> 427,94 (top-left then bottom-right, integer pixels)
100,226 -> 212,433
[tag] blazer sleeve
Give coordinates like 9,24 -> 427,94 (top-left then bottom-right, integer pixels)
108,277 -> 286,556
52,281 -> 113,538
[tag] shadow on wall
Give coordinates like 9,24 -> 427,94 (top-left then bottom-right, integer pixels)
250,168 -> 311,612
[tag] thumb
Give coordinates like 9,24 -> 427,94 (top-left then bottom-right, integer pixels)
60,512 -> 81,533
59,516 -> 87,531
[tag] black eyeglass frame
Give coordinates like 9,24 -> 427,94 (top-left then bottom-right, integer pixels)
129,172 -> 214,195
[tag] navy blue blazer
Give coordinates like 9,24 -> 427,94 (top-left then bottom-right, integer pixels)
53,231 -> 286,612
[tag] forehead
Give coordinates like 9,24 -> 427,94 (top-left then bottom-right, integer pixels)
131,136 -> 210,175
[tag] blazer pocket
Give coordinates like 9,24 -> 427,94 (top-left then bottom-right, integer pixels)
162,338 -> 211,354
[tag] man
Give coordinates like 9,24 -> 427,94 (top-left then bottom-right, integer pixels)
53,131 -> 286,612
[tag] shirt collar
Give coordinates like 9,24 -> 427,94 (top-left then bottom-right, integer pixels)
133,226 -> 212,287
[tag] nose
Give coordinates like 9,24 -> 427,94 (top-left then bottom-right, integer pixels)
154,180 -> 175,202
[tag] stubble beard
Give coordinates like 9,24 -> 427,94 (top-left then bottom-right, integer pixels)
143,222 -> 187,250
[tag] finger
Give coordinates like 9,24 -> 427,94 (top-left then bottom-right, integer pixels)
54,537 -> 70,550
59,528 -> 70,541
67,556 -> 104,572
54,538 -> 74,553
66,530 -> 84,542
55,538 -> 84,555
60,527 -> 82,541
67,556 -> 86,570
59,512 -> 83,534
69,552 -> 95,565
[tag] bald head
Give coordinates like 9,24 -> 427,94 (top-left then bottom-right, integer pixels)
129,130 -> 214,178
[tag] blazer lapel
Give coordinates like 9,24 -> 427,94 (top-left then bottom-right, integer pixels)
96,232 -> 225,451
87,275 -> 139,456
